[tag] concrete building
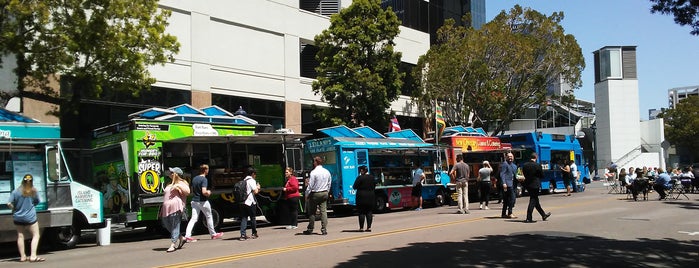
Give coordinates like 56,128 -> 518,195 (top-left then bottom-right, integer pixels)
593,46 -> 665,173
668,85 -> 699,109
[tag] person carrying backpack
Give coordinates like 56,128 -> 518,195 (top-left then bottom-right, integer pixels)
239,167 -> 260,241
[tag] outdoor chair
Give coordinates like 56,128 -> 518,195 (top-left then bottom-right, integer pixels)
667,179 -> 689,200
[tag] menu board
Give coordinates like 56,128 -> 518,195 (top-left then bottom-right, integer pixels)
12,161 -> 45,203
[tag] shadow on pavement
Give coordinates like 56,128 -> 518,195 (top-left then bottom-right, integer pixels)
335,232 -> 698,267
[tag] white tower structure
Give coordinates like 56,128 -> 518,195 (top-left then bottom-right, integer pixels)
593,46 -> 664,172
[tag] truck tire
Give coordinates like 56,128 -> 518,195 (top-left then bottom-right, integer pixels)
197,207 -> 222,230
374,195 -> 387,213
46,226 -> 81,250
434,189 -> 447,207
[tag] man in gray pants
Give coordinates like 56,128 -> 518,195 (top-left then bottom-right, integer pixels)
303,156 -> 332,235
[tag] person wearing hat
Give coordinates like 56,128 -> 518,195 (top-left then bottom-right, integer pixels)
7,174 -> 44,262
478,160 -> 493,210
160,167 -> 190,252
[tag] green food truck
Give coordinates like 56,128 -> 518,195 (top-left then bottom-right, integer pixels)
88,104 -> 307,231
0,108 -> 103,249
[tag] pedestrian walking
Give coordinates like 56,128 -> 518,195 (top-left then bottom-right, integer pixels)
7,174 -> 44,262
239,167 -> 260,240
184,164 -> 223,242
352,166 -> 376,232
160,167 -> 190,252
282,167 -> 300,230
499,153 -> 518,218
521,153 -> 551,223
478,161 -> 493,210
303,156 -> 332,235
449,155 -> 470,214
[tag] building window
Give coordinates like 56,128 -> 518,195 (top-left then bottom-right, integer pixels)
300,43 -> 319,79
599,47 -> 622,81
300,0 -> 339,16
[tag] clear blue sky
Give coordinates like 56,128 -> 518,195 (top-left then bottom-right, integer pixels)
486,0 -> 699,120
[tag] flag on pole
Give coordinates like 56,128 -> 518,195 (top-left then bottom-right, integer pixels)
389,116 -> 401,132
435,104 -> 446,140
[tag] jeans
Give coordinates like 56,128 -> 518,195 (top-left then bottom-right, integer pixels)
240,203 -> 257,236
479,181 -> 491,206
501,187 -> 515,216
526,187 -> 546,220
306,191 -> 328,231
186,200 -> 216,237
162,212 -> 182,243
456,181 -> 469,212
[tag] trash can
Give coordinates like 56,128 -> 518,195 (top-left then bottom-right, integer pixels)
97,218 -> 111,246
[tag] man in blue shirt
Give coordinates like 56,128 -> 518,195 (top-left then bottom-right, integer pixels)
653,168 -> 672,200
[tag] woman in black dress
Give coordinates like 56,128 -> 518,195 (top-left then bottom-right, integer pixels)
352,166 -> 376,232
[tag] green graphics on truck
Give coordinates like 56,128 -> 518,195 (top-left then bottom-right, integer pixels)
89,104 -> 308,228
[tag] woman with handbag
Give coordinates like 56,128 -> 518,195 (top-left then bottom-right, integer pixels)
161,167 -> 190,252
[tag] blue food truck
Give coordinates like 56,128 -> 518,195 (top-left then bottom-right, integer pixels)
305,125 -> 451,212
499,132 -> 591,193
0,108 -> 103,249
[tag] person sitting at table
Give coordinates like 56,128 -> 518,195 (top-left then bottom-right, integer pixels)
653,168 -> 672,200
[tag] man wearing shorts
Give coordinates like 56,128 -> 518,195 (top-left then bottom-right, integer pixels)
411,162 -> 425,211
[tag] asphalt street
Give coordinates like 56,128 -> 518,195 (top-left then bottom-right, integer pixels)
1,181 -> 697,267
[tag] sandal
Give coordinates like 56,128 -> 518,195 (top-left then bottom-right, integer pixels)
29,257 -> 45,262
176,236 -> 186,249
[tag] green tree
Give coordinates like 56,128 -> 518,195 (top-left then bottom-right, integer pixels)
312,0 -> 403,130
0,0 -> 179,115
650,0 -> 699,36
413,5 -> 584,136
660,96 -> 699,162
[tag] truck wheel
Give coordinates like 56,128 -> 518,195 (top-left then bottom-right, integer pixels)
198,207 -> 222,229
46,226 -> 81,250
434,189 -> 447,207
374,195 -> 387,213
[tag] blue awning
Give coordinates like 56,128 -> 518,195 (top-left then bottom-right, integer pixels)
0,108 -> 38,123
384,129 -> 424,142
353,126 -> 386,139
318,125 -> 362,138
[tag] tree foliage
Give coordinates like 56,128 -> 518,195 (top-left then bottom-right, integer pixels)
413,5 -> 584,136
0,0 -> 180,115
312,0 -> 403,130
650,0 -> 699,36
660,96 -> 699,161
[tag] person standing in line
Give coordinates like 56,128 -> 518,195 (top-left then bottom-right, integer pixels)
352,166 -> 376,232
303,156 -> 332,235
522,153 -> 551,223
560,160 -> 572,196
449,155 -> 470,214
282,167 -> 301,230
570,160 -> 579,193
239,167 -> 260,240
411,162 -> 425,211
184,164 -> 223,242
500,153 -> 518,218
161,167 -> 190,252
478,161 -> 493,210
7,174 -> 44,262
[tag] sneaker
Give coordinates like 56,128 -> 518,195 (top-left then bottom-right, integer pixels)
464,210 -> 470,214
479,204 -> 483,210
251,233 -> 259,239
176,236 -> 186,249
484,206 -> 490,210
285,225 -> 298,230
239,235 -> 248,241
414,208 -> 422,211
321,230 -> 328,235
184,237 -> 198,243
302,230 -> 313,235
211,232 -> 224,239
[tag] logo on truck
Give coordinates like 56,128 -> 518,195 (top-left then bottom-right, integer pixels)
138,132 -> 162,193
